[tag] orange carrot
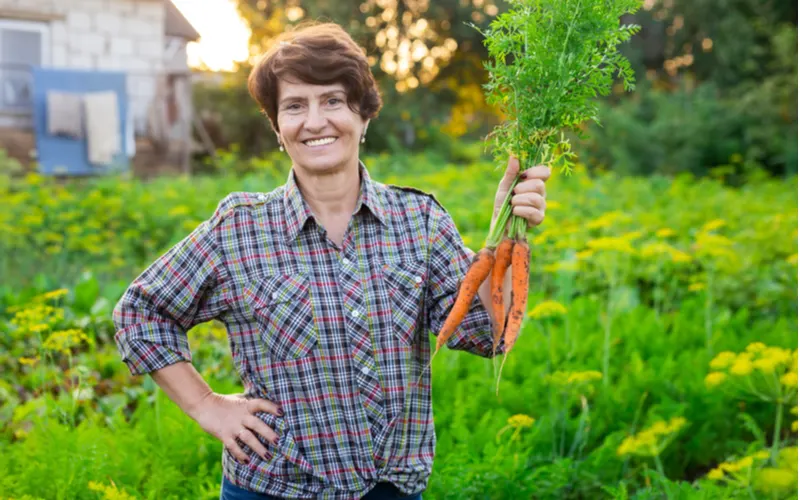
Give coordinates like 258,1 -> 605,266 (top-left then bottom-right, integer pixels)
434,247 -> 495,355
503,239 -> 530,352
490,238 -> 514,356
496,239 -> 530,394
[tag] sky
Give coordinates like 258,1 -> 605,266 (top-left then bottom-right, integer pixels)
171,0 -> 251,71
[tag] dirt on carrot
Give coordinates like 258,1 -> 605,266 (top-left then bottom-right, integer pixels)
496,239 -> 530,394
434,247 -> 495,355
491,237 -> 514,357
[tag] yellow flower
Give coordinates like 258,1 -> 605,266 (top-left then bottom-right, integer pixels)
787,253 -> 798,265
761,347 -> 792,366
710,351 -> 737,370
616,417 -> 687,458
704,372 -> 727,388
707,468 -> 724,480
507,414 -> 535,429
753,450 -> 770,461
780,372 -> 798,387
586,237 -> 636,254
754,468 -> 796,494
543,261 -> 579,273
42,329 -> 91,355
545,370 -> 603,389
701,219 -> 726,233
575,249 -> 594,260
37,289 -> 69,302
669,249 -> 693,263
587,211 -> 629,229
746,342 -> 767,354
656,228 -> 676,238
18,356 -> 40,366
730,359 -> 753,376
528,300 -> 568,320
753,357 -> 779,373
688,282 -> 706,292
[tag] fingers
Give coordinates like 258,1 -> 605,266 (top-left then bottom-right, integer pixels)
522,165 -> 551,181
238,426 -> 272,461
513,178 -> 546,198
511,206 -> 545,227
497,156 -> 521,193
226,419 -> 280,465
246,397 -> 283,417
244,414 -> 280,446
224,434 -> 250,465
511,192 -> 546,211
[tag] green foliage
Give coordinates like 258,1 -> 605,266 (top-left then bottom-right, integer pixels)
473,0 -> 641,241
476,0 -> 640,175
0,150 -> 797,498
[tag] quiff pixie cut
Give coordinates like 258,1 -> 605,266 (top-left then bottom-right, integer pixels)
248,22 -> 383,134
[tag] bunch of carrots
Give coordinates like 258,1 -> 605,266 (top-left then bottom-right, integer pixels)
413,0 -> 640,395
429,176 -> 532,394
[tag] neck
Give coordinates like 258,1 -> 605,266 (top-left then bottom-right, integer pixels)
293,160 -> 361,220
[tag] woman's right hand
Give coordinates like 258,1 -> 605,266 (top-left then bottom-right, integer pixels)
189,392 -> 283,465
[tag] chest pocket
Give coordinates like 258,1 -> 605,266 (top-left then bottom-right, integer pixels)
382,260 -> 427,346
243,273 -> 318,361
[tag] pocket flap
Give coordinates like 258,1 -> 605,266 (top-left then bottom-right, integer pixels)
244,273 -> 309,309
382,260 -> 427,290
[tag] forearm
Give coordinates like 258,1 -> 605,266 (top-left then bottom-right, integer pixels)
478,261 -> 513,333
150,361 -> 214,421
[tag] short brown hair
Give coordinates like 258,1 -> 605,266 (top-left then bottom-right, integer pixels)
248,22 -> 383,134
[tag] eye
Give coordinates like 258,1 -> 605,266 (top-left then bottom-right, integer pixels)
287,103 -> 301,110
327,97 -> 343,106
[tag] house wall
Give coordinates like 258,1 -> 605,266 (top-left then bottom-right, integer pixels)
0,0 -> 166,134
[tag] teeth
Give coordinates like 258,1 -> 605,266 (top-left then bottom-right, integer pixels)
305,137 -> 336,147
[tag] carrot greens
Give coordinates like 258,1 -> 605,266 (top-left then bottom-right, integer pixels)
474,0 -> 642,245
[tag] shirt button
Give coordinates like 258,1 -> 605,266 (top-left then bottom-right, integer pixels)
272,292 -> 278,300
414,276 -> 423,284
351,309 -> 360,318
257,194 -> 266,201
342,258 -> 351,266
362,365 -> 370,375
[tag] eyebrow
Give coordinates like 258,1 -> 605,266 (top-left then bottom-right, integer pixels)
279,90 -> 346,106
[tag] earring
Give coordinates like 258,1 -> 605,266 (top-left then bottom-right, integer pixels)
279,143 -> 284,152
360,136 -> 365,144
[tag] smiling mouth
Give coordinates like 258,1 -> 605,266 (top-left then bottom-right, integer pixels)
303,137 -> 338,147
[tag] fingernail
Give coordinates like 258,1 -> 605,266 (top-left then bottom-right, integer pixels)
277,408 -> 284,416
521,170 -> 528,178
272,437 -> 279,445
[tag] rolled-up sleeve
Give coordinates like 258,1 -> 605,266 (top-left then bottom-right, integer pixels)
425,204 -> 505,358
112,216 -> 230,376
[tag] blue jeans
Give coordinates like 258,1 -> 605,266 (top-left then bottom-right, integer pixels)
220,475 -> 423,500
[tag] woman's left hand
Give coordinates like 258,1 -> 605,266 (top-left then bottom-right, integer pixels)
492,156 -> 551,229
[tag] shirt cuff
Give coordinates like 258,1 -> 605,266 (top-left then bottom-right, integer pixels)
115,322 -> 192,375
444,292 -> 505,358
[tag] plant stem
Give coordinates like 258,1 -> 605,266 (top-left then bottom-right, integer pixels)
705,267 -> 714,356
771,401 -> 783,465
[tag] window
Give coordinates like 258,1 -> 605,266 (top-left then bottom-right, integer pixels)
0,20 -> 50,111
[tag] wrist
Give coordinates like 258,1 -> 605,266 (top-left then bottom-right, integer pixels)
186,389 -> 215,422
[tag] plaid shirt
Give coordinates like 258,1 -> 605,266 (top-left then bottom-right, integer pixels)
113,162 -> 504,499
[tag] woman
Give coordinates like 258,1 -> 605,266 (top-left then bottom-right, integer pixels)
113,22 -> 549,500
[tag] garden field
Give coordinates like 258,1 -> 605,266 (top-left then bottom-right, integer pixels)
0,150 -> 797,499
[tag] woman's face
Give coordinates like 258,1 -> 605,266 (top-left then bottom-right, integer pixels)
276,79 -> 368,176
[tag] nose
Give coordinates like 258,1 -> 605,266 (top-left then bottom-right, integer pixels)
304,103 -> 327,131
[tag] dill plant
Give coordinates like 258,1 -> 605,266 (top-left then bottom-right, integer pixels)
473,0 -> 643,244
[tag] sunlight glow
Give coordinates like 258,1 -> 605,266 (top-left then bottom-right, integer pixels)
171,0 -> 251,71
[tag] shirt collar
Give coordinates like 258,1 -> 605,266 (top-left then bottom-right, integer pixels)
283,160 -> 388,243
